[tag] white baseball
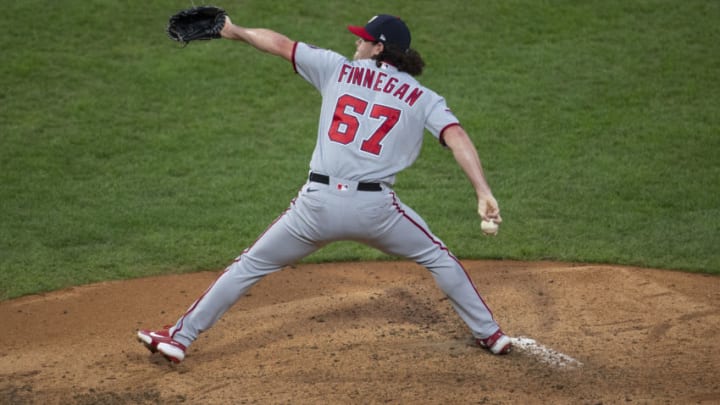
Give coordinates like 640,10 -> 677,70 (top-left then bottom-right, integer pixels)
481,219 -> 499,235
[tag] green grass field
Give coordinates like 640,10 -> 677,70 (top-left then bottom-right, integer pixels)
1,0 -> 718,300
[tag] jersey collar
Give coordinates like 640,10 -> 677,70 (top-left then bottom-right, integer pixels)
379,62 -> 399,72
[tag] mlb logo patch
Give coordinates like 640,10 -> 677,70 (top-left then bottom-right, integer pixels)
336,183 -> 349,191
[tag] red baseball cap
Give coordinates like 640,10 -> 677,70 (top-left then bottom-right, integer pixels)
348,14 -> 411,51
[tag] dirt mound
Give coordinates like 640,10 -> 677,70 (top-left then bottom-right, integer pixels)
1,261 -> 719,404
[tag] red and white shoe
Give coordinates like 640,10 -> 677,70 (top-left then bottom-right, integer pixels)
137,327 -> 186,363
477,329 -> 512,355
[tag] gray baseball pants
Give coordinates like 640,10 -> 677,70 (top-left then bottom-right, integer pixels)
170,176 -> 501,347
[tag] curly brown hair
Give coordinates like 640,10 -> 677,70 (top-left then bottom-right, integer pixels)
372,43 -> 425,77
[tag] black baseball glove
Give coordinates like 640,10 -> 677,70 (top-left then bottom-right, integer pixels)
166,6 -> 227,44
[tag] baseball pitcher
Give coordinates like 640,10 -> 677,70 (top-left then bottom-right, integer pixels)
138,9 -> 511,363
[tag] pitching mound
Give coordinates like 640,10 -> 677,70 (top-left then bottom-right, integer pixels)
1,261 -> 719,404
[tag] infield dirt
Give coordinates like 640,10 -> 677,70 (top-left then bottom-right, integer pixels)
1,260 -> 719,404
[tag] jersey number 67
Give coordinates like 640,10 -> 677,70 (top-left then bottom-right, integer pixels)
328,94 -> 401,156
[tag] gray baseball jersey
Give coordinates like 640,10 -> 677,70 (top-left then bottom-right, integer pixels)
295,42 -> 458,185
168,41 -> 502,348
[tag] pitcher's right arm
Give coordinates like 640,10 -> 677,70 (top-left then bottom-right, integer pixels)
442,125 -> 502,225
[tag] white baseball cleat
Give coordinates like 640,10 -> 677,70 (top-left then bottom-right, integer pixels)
477,329 -> 512,355
137,327 -> 187,363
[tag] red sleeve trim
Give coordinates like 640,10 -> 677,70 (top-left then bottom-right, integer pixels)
438,123 -> 461,147
291,42 -> 300,73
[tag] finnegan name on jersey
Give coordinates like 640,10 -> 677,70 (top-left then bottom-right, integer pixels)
336,64 -> 424,106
